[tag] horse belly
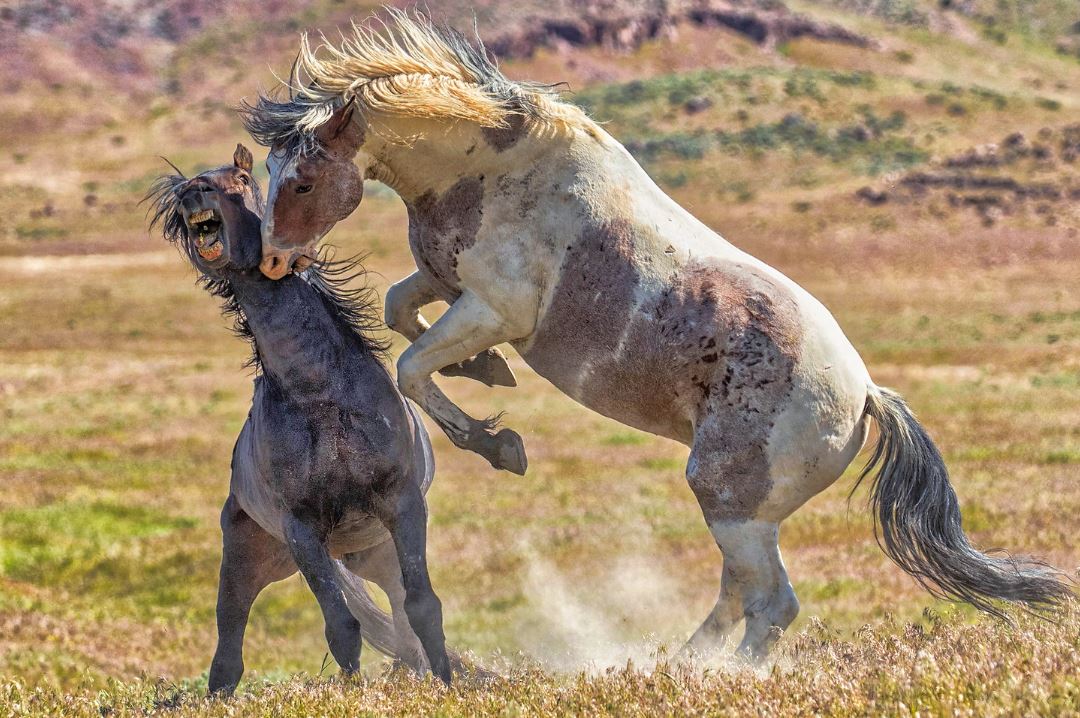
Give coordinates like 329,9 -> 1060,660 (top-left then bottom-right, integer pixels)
517,219 -> 698,443
327,511 -> 389,556
521,249 -> 808,446
529,319 -> 698,443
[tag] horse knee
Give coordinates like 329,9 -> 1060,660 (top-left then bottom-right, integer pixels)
404,589 -> 443,629
384,281 -> 411,334
396,350 -> 427,399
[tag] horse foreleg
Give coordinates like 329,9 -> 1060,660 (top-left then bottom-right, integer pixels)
396,289 -> 528,475
209,495 -> 297,695
373,480 -> 452,685
283,515 -> 362,675
386,271 -> 516,388
343,538 -> 429,674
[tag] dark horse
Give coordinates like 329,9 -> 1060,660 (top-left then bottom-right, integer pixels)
147,145 -> 452,692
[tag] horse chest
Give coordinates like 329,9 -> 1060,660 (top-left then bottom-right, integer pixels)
406,177 -> 486,301
247,397 -> 379,497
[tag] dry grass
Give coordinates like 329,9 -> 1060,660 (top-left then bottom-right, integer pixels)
3,611 -> 1079,716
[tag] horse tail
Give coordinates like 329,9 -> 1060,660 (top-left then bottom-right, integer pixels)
333,560 -> 401,657
858,385 -> 1073,617
334,560 -> 478,676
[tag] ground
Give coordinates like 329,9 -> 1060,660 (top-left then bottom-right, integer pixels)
0,1 -> 1078,715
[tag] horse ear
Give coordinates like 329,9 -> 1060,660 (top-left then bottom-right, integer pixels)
233,143 -> 254,172
315,97 -> 362,155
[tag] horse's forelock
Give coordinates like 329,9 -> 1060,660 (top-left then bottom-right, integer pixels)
145,171 -> 190,246
239,91 -> 332,159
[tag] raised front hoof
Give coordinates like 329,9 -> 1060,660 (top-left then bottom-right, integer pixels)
439,348 -> 517,388
474,427 -> 528,475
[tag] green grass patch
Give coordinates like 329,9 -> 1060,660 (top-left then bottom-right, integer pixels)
602,432 -> 648,446
0,501 -> 198,592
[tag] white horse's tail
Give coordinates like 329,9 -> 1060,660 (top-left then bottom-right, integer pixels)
859,385 -> 1073,617
333,560 -> 478,676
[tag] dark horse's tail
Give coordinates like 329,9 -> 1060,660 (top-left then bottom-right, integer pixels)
335,562 -> 490,679
859,385 -> 1073,617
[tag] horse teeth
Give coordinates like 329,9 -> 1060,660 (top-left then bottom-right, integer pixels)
188,209 -> 214,225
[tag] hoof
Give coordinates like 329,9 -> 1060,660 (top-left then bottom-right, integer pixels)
481,349 -> 518,388
493,428 -> 527,475
440,348 -> 517,388
474,427 -> 528,475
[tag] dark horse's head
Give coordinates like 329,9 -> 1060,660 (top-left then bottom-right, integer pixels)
146,144 -> 266,278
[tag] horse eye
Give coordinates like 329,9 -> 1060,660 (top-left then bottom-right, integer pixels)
296,184 -> 313,194
238,174 -> 250,186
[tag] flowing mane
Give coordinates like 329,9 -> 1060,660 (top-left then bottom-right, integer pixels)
144,171 -> 390,371
239,8 -> 591,156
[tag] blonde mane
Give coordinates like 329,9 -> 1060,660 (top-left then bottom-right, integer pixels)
242,8 -> 590,154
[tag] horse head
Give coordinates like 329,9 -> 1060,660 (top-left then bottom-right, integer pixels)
147,144 -> 265,278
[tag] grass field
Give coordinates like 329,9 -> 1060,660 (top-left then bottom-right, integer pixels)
1,1 -> 1079,715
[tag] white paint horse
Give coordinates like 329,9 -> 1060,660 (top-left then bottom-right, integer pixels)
241,11 -> 1071,659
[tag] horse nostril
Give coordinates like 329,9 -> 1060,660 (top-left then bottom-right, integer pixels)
260,253 -> 290,279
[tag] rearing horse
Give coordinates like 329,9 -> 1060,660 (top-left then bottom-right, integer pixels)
242,11 -> 1070,658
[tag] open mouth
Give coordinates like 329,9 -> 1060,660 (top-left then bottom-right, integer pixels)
187,208 -> 224,260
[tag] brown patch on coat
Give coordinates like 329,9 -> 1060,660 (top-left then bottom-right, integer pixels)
524,219 -> 640,395
481,113 -> 529,153
522,218 -> 689,440
679,261 -> 801,523
406,176 -> 485,299
524,234 -> 802,521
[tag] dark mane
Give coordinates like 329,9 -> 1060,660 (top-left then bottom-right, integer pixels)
302,248 -> 392,363
144,170 -> 390,372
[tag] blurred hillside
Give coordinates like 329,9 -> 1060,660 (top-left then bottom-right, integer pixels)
1,0 -> 1078,264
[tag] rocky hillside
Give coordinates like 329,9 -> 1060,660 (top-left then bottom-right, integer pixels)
1,0 -> 1078,257
6,0 -> 1076,99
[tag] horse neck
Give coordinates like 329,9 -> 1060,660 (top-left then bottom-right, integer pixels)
226,270 -> 357,396
363,114 -> 557,202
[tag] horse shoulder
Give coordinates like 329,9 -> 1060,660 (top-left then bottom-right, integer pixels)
229,395 -> 288,542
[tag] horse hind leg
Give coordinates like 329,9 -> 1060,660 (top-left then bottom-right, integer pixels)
722,521 -> 799,660
283,514 -> 362,674
684,432 -> 800,662
690,519 -> 799,662
680,563 -> 743,659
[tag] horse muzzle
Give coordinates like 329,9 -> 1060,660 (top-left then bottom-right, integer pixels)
259,242 -> 317,279
180,190 -> 227,264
